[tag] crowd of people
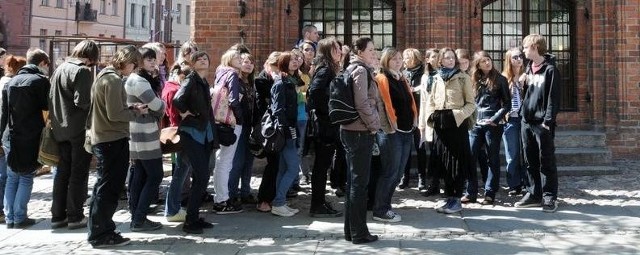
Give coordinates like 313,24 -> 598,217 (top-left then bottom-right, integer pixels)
0,25 -> 561,247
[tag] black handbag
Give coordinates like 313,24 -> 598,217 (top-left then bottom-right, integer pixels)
216,123 -> 237,146
260,111 -> 285,154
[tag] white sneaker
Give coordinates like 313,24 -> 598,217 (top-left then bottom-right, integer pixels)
284,205 -> 299,214
166,209 -> 186,222
271,206 -> 294,217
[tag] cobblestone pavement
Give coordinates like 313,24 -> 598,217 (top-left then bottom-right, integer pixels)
0,160 -> 639,254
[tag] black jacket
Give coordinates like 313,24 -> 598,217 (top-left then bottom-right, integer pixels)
270,75 -> 297,137
404,63 -> 424,112
475,74 -> 511,124
520,54 -> 561,126
254,70 -> 274,119
308,64 -> 340,143
173,72 -> 214,131
0,64 -> 50,172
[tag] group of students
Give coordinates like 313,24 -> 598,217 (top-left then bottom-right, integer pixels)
0,30 -> 561,247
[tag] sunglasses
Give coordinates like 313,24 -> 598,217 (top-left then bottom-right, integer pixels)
511,55 -> 524,60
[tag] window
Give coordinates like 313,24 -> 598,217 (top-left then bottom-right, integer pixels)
54,30 -> 62,52
130,3 -> 136,27
301,0 -> 395,49
141,6 -> 147,28
100,0 -> 106,14
41,0 -> 48,6
113,0 -> 118,16
186,5 -> 190,25
482,0 -> 575,110
39,29 -> 47,51
56,0 -> 63,8
176,4 -> 182,24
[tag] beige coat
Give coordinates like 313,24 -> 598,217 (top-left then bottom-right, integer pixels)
418,71 -> 475,143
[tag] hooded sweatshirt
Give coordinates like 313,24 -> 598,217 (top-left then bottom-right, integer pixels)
520,54 -> 561,127
214,66 -> 244,125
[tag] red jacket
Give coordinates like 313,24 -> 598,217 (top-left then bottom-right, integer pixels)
161,80 -> 181,127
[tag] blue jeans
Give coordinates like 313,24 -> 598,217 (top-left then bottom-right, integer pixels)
165,151 -> 192,216
229,125 -> 255,199
88,138 -> 130,242
374,131 -> 412,217
467,124 -> 503,198
180,132 -> 212,223
0,153 -> 7,213
272,138 -> 301,207
4,167 -> 36,224
128,158 -> 164,223
340,129 -> 374,240
503,117 -> 524,189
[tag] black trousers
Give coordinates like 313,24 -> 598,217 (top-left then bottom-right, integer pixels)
88,138 -> 129,242
310,141 -> 336,208
51,138 -> 92,223
329,142 -> 347,190
257,153 -> 279,203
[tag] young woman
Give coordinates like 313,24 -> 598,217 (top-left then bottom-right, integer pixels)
172,51 -> 215,234
307,37 -> 343,218
455,48 -> 471,74
502,47 -> 526,196
124,47 -> 166,232
269,52 -> 303,217
421,47 -> 476,214
255,51 -> 281,213
340,37 -> 380,244
418,48 -> 441,197
400,48 -> 426,190
229,52 -> 257,204
212,49 -> 245,214
373,47 -> 417,223
290,48 -> 309,190
463,51 -> 510,205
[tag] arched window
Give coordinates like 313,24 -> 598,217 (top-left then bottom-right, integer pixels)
483,0 -> 576,110
300,0 -> 395,49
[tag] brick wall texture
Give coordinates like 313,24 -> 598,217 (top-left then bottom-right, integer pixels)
192,0 -> 639,158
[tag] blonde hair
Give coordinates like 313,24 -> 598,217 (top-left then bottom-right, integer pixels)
219,49 -> 241,69
523,34 -> 547,55
502,48 -> 524,85
111,45 -> 142,70
402,48 -> 423,67
379,47 -> 401,72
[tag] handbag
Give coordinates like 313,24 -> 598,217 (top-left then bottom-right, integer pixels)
38,122 -> 59,166
160,126 -> 182,154
211,83 -> 236,126
260,111 -> 285,154
216,123 -> 237,146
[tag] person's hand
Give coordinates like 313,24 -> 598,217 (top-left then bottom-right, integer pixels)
518,73 -> 527,84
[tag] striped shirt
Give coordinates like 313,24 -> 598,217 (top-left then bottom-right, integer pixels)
125,73 -> 166,160
509,81 -> 522,117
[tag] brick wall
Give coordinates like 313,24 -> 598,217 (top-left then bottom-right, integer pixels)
193,0 -> 640,158
0,0 -> 31,54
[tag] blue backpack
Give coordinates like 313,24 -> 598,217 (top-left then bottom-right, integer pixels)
328,64 -> 370,125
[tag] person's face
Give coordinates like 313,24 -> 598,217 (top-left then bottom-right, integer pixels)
288,57 -> 299,73
230,53 -> 243,69
403,52 -> 416,69
440,51 -> 456,69
427,53 -> 438,68
307,29 -> 320,42
358,42 -> 377,66
240,56 -> 254,74
302,44 -> 315,61
458,57 -> 470,72
156,49 -> 166,65
478,56 -> 493,74
331,43 -> 342,63
194,55 -> 210,71
510,50 -> 524,68
523,43 -> 537,59
142,57 -> 157,72
292,53 -> 303,70
389,52 -> 403,72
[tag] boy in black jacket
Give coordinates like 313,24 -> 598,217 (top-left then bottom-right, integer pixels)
515,34 -> 561,213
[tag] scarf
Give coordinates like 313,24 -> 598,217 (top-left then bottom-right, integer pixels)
438,67 -> 460,82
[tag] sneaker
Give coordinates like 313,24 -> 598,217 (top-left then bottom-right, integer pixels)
515,193 -> 542,208
542,197 -> 558,213
91,232 -> 131,248
480,196 -> 494,206
422,186 -> 441,197
418,178 -> 427,191
398,177 -> 410,189
51,219 -> 68,229
166,209 -> 187,222
435,198 -> 453,213
310,203 -> 343,218
372,210 -> 402,223
508,187 -> 523,196
214,201 -> 243,215
241,194 -> 258,204
197,218 -> 214,229
271,205 -> 295,217
68,217 -> 88,230
284,205 -> 299,214
256,202 -> 271,212
443,198 -> 462,214
182,221 -> 203,234
16,218 -> 36,228
461,195 -> 477,204
130,219 -> 163,232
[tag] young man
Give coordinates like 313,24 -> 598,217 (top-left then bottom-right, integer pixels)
296,25 -> 320,50
49,40 -> 99,230
515,34 -> 561,213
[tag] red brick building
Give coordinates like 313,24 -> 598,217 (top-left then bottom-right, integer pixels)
0,0 -> 31,54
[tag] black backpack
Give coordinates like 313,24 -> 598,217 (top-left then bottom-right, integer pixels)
329,64 -> 370,125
